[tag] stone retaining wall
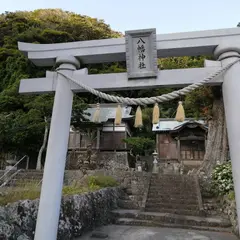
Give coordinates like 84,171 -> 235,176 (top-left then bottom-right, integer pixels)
98,152 -> 129,170
65,169 -> 151,208
0,187 -> 121,240
66,151 -> 129,170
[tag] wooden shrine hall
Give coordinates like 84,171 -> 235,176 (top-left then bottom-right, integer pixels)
153,119 -> 208,169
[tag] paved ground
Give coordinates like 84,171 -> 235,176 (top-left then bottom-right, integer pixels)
76,225 -> 239,240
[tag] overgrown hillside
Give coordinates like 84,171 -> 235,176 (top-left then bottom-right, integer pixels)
0,9 -> 121,163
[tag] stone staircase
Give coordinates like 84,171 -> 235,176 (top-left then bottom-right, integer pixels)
0,170 -> 43,187
117,188 -> 139,210
112,174 -> 232,232
145,174 -> 202,216
112,209 -> 232,232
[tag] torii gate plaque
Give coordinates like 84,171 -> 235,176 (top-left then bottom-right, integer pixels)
18,27 -> 240,240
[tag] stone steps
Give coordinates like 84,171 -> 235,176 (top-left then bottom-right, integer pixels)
148,189 -> 195,194
112,209 -> 232,232
144,207 -> 201,216
125,188 -> 133,195
146,197 -> 198,205
151,176 -> 194,184
148,189 -> 197,199
148,190 -> 197,196
10,177 -> 43,182
119,194 -> 131,200
145,202 -> 199,211
150,184 -> 195,189
118,200 -> 138,209
1,170 -> 43,187
145,174 -> 202,216
148,183 -> 196,189
117,189 -> 139,210
114,218 -> 232,233
15,173 -> 43,178
12,175 -> 42,178
147,192 -> 198,197
149,184 -> 195,188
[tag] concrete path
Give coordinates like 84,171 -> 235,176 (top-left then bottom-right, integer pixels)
76,225 -> 239,240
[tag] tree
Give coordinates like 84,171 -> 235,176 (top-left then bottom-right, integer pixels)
36,116 -> 48,170
123,137 -> 155,157
158,57 -> 228,176
0,9 -> 121,167
24,94 -> 54,169
197,88 -> 228,176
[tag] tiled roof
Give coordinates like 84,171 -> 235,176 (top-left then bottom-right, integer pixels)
152,118 -> 206,132
83,104 -> 133,123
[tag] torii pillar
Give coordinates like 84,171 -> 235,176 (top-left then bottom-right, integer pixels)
34,56 -> 80,240
214,44 -> 240,226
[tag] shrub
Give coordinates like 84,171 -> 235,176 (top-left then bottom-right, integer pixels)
228,191 -> 235,200
199,175 -> 216,198
62,181 -> 88,196
0,176 -> 118,206
212,162 -> 234,195
122,137 -> 155,156
87,175 -> 118,190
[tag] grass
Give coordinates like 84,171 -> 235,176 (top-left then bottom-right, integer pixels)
87,175 -> 118,189
227,190 -> 235,201
0,180 -> 41,206
0,175 -> 118,206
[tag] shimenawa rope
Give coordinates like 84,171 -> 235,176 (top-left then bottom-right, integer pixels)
57,59 -> 240,106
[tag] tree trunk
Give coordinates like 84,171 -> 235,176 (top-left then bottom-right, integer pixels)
198,97 -> 228,176
36,117 -> 48,170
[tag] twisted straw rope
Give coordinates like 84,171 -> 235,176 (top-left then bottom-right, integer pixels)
57,59 -> 240,106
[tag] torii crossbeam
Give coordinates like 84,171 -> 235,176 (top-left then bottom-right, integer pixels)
18,27 -> 240,240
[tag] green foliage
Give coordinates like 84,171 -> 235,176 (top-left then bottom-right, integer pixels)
0,9 -> 121,160
0,188 -> 40,206
123,137 -> 155,156
71,96 -> 89,129
0,9 -> 217,163
227,191 -> 235,200
87,175 -> 118,190
61,182 -> 88,196
158,56 -> 215,119
185,86 -> 214,119
212,162 -> 234,195
0,181 -> 41,206
0,176 -> 118,205
158,56 -> 205,70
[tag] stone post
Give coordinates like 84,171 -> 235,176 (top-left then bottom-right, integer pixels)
96,128 -> 101,150
214,44 -> 240,234
177,137 -> 181,162
152,150 -> 159,174
34,56 -> 80,240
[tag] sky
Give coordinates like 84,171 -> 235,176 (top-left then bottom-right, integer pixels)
0,0 -> 240,34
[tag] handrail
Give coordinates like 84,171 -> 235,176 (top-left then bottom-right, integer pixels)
37,179 -> 42,186
0,169 -> 23,187
0,155 -> 28,183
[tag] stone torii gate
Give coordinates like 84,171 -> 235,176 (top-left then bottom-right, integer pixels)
18,27 -> 240,240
